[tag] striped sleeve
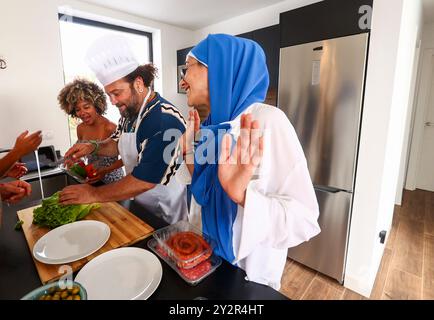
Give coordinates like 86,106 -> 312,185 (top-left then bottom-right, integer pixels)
131,101 -> 186,185
111,117 -> 127,142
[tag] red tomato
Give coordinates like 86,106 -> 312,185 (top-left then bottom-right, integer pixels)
84,164 -> 97,177
77,160 -> 86,169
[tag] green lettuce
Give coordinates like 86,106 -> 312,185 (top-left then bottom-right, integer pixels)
33,192 -> 100,229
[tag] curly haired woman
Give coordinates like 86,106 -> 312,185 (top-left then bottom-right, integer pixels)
58,78 -> 124,184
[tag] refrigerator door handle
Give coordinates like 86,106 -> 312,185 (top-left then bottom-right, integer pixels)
315,185 -> 352,194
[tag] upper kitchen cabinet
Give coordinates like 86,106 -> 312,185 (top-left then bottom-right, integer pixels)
280,0 -> 373,48
238,25 -> 280,106
177,25 -> 280,108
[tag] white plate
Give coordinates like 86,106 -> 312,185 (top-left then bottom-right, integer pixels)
33,220 -> 110,265
75,248 -> 162,300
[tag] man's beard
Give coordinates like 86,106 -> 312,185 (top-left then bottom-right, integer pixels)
121,104 -> 138,119
117,93 -> 140,120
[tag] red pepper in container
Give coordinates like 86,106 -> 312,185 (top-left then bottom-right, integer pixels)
84,164 -> 97,178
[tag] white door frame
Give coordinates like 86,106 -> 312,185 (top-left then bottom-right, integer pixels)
396,38 -> 422,205
406,48 -> 434,190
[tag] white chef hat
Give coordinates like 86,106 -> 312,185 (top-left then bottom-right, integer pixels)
85,34 -> 139,86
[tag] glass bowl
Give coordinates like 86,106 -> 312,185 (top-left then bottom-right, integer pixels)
21,281 -> 87,300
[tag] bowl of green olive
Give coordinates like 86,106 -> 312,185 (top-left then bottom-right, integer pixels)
21,281 -> 87,300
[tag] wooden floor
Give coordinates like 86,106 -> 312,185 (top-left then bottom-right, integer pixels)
279,189 -> 434,300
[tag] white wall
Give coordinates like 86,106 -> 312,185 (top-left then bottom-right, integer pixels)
191,0 -> 322,44
0,0 -> 69,153
0,0 -> 194,154
345,0 -> 423,297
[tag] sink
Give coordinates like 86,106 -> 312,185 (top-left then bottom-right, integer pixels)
18,173 -> 79,206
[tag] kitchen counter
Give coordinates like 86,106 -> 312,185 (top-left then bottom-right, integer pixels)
0,173 -> 288,300
21,167 -> 64,181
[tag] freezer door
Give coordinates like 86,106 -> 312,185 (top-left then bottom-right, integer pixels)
278,33 -> 368,190
287,188 -> 352,283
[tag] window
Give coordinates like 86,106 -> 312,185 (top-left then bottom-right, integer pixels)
58,14 -> 153,144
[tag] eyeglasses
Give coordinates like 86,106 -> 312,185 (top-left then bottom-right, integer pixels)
180,62 -> 199,80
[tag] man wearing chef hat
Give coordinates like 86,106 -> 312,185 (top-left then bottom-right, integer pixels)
60,34 -> 188,224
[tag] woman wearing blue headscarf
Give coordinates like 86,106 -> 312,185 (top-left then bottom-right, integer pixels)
178,34 -> 320,290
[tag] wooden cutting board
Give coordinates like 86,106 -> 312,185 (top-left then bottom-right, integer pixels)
17,202 -> 154,284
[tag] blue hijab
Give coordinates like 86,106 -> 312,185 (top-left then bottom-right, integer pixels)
190,34 -> 269,263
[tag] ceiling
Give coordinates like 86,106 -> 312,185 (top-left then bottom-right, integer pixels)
82,0 -> 288,30
424,0 -> 434,24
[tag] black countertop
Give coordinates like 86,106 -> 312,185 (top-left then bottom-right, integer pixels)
0,175 -> 288,300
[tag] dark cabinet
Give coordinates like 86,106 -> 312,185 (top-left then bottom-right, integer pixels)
176,25 -> 280,107
280,0 -> 373,48
238,25 -> 280,106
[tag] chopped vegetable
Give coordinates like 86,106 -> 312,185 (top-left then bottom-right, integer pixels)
33,192 -> 100,229
69,164 -> 87,179
69,162 -> 97,179
84,164 -> 97,177
14,220 -> 24,231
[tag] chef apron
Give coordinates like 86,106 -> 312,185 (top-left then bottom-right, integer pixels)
118,89 -> 188,224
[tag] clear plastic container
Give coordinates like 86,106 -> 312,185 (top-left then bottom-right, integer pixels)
60,160 -> 87,184
63,166 -> 87,184
148,238 -> 221,286
153,220 -> 217,270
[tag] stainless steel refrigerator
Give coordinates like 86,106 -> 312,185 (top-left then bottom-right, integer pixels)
278,33 -> 369,283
